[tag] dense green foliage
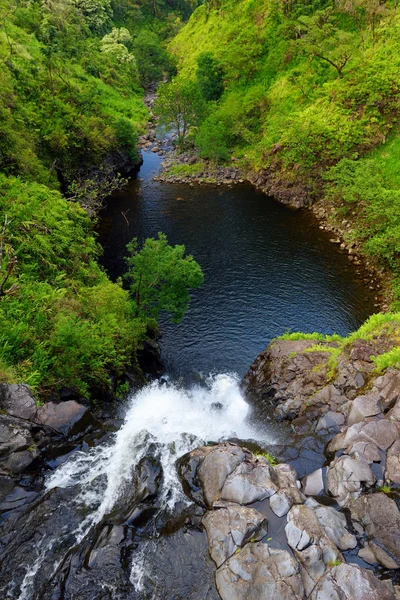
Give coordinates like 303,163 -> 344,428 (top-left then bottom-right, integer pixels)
168,0 -> 400,298
0,0 -> 202,396
155,79 -> 206,147
125,233 -> 204,323
0,175 -> 148,395
196,52 -> 224,101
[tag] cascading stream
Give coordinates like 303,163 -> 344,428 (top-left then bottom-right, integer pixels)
15,374 -> 270,600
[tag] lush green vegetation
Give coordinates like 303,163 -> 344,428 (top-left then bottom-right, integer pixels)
278,312 -> 400,373
125,233 -> 204,323
163,0 -> 400,300
0,0 -> 202,398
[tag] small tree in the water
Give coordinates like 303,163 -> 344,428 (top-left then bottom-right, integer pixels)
125,233 -> 204,323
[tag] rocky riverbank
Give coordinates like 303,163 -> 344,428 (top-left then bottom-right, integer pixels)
241,326 -> 400,590
148,136 -> 386,306
178,442 -> 399,599
1,323 -> 400,597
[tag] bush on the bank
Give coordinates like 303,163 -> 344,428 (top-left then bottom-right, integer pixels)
125,233 -> 204,323
0,175 -> 147,396
325,159 -> 400,272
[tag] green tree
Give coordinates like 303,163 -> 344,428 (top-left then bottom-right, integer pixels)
101,26 -> 136,64
154,79 -> 206,148
132,30 -> 176,86
195,115 -> 231,162
125,233 -> 204,323
296,8 -> 355,77
73,0 -> 113,34
196,51 -> 224,101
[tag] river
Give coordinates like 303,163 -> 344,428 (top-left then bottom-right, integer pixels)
0,150 -> 378,600
98,150 -> 376,380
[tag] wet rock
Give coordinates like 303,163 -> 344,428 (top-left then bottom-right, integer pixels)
198,444 -> 246,508
4,447 -> 39,474
351,493 -> 400,566
220,457 -> 278,505
0,415 -> 34,458
386,438 -> 400,483
0,384 -> 37,420
138,514 -> 220,600
327,455 -> 375,505
36,401 -> 97,438
301,468 -> 324,496
305,498 -> 357,551
215,542 -> 304,600
0,475 -> 15,501
347,395 -> 382,426
285,504 -> 342,595
269,462 -> 301,517
309,563 -> 396,600
202,503 -> 268,567
315,411 -> 345,433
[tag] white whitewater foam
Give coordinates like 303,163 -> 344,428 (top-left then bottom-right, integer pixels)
46,373 -> 265,515
15,374 -> 270,599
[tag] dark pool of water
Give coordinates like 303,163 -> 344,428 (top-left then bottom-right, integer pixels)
98,150 -> 376,379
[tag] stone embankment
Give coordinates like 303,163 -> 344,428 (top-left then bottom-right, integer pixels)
179,442 -> 399,600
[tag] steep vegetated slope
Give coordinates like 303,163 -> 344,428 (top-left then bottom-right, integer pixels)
0,0 -> 198,397
169,0 -> 400,303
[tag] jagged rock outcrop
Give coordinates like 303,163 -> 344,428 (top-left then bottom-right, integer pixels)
179,443 -> 396,600
243,333 -> 400,578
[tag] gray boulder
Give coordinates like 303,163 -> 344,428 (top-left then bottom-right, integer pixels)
202,503 -> 267,567
0,416 -> 34,458
220,457 -> 278,505
327,455 -> 375,505
301,469 -> 324,496
285,504 -> 342,595
198,444 -> 246,507
347,395 -> 381,426
328,419 -> 399,454
0,384 -> 37,420
351,493 -> 400,567
215,542 -> 304,600
36,401 -> 96,438
305,498 -> 357,551
386,438 -> 400,483
309,563 -> 396,600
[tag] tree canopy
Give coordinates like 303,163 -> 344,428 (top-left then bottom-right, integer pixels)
125,233 -> 204,323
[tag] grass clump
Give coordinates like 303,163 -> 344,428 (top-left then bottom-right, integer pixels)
254,451 -> 277,466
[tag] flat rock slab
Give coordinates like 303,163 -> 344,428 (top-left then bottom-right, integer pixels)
36,401 -> 95,437
351,492 -> 400,566
220,459 -> 278,505
309,563 -> 396,600
216,542 -> 305,600
202,503 -> 267,567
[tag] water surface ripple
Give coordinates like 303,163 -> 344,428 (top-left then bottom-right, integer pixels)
99,151 -> 376,379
